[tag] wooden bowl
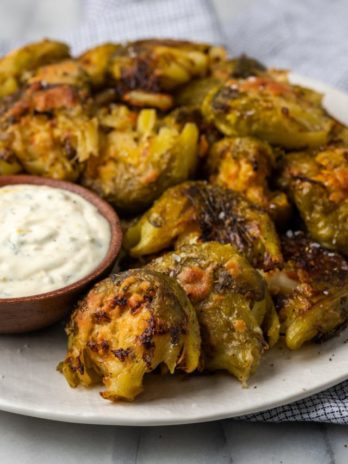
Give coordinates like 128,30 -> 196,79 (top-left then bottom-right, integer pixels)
0,175 -> 123,334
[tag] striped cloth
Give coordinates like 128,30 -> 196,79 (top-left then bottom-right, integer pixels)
64,0 -> 224,54
224,0 -> 348,92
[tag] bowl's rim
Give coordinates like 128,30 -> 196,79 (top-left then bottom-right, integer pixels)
0,175 -> 123,303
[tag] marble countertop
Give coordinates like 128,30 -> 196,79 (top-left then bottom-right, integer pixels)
0,1 -> 347,463
1,410 -> 347,463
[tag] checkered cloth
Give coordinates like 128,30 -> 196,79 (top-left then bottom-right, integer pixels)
224,0 -> 348,92
243,381 -> 348,424
65,0 -> 223,54
1,0 -> 348,424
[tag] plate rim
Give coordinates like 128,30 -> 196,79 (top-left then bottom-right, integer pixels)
0,367 -> 347,426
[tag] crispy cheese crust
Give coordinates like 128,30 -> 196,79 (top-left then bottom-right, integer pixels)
59,269 -> 200,401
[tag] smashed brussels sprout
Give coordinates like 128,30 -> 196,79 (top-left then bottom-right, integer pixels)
148,242 -> 279,383
266,231 -> 348,350
83,106 -> 199,213
279,147 -> 348,256
107,39 -> 227,109
0,82 -> 98,181
202,76 -> 333,149
125,181 -> 283,271
58,269 -> 201,401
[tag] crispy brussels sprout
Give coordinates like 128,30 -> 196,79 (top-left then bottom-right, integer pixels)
266,231 -> 348,350
107,39 -> 227,109
26,60 -> 90,90
0,82 -> 98,180
125,181 -> 283,271
109,39 -> 226,90
58,269 -> 201,401
0,39 -> 70,98
148,242 -> 279,382
279,147 -> 348,256
83,106 -> 199,213
202,76 -> 333,149
78,43 -> 120,87
207,136 -> 291,222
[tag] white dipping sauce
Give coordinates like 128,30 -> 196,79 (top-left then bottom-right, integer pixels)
0,184 -> 111,298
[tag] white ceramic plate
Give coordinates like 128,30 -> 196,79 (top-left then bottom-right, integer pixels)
1,74 -> 348,426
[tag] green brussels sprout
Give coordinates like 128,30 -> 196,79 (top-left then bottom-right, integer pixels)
207,136 -> 291,223
78,43 -> 120,88
0,82 -> 98,181
266,231 -> 348,350
125,181 -> 283,271
83,106 -> 199,213
0,39 -> 70,98
202,76 -> 333,149
107,39 -> 227,110
147,242 -> 279,383
279,147 -> 348,256
58,269 -> 201,401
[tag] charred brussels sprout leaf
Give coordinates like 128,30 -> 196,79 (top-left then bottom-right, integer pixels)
78,43 -> 120,88
125,181 -> 283,271
147,242 -> 279,383
58,269 -> 201,401
279,147 -> 348,256
266,232 -> 348,350
202,76 -> 333,149
83,106 -> 199,213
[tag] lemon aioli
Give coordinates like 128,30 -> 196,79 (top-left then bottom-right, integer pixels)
0,184 -> 111,298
